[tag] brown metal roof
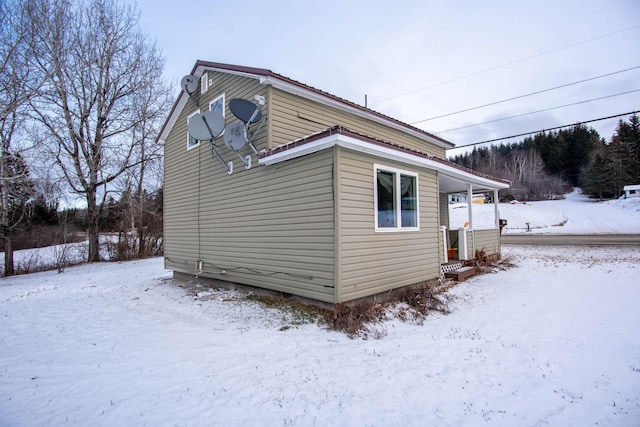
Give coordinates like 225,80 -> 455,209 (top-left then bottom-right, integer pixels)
260,126 -> 511,187
157,60 -> 455,148
199,61 -> 454,147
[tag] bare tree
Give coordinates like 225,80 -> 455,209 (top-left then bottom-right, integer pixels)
101,59 -> 169,260
27,0 -> 170,262
125,74 -> 169,257
0,0 -> 41,275
503,150 -> 543,187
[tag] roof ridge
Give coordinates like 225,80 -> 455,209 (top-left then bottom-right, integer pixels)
194,60 -> 454,148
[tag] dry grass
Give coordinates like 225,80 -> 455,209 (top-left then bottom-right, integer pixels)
329,280 -> 456,338
245,294 -> 331,329
322,300 -> 388,338
389,280 -> 456,322
244,256 -> 515,339
468,250 -> 515,273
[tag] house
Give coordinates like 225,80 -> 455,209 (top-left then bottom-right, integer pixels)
623,184 -> 640,199
157,61 -> 510,304
448,193 -> 467,204
448,193 -> 485,204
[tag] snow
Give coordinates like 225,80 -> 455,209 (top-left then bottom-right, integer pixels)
450,189 -> 640,234
1,195 -> 640,426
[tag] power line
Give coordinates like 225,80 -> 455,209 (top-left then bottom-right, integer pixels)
373,25 -> 640,105
411,65 -> 640,125
435,89 -> 640,134
446,110 -> 640,150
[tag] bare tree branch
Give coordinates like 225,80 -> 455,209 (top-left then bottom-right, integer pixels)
28,0 -> 170,261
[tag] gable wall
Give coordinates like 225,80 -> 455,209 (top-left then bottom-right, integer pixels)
164,71 -> 336,302
270,88 -> 447,157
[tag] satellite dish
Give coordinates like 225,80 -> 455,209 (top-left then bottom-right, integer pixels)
229,98 -> 262,124
181,75 -> 198,94
187,110 -> 225,141
224,123 -> 252,170
224,123 -> 248,151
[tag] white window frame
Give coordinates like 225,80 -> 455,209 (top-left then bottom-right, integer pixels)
209,93 -> 225,136
373,164 -> 419,232
209,93 -> 225,117
200,72 -> 209,94
186,109 -> 201,151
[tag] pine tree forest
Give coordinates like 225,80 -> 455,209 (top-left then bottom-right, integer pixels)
450,114 -> 640,201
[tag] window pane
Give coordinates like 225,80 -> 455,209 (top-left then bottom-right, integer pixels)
377,170 -> 396,227
210,98 -> 223,115
400,174 -> 417,227
187,114 -> 199,148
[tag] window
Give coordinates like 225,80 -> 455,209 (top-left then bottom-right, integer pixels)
186,94 -> 225,151
210,93 -> 225,137
200,72 -> 209,94
374,164 -> 418,231
186,109 -> 200,150
209,93 -> 224,116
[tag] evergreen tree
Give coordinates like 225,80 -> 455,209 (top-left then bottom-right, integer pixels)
629,114 -> 640,171
582,145 -> 614,199
613,114 -> 640,183
450,124 -> 604,200
560,124 -> 598,187
582,115 -> 639,198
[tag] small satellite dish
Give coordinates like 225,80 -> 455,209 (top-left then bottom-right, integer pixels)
224,123 -> 248,151
181,75 -> 198,94
187,110 -> 225,141
229,98 -> 262,124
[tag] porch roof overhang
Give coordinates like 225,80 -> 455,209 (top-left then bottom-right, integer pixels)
259,127 -> 510,193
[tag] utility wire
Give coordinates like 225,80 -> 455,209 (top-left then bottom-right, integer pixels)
446,110 -> 640,150
373,24 -> 640,105
435,89 -> 640,134
411,65 -> 640,124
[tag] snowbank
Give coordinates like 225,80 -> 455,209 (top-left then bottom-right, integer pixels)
449,190 -> 640,234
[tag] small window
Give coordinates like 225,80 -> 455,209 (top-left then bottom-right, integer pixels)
186,109 -> 200,150
200,72 -> 208,94
209,93 -> 224,116
374,164 -> 419,231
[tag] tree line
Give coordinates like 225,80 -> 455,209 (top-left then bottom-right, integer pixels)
1,0 -> 170,275
5,177 -> 163,254
450,114 -> 640,201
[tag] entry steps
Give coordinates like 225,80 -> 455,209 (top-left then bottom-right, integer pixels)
441,261 -> 478,282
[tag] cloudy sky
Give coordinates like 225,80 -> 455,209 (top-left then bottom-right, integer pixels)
137,0 -> 640,156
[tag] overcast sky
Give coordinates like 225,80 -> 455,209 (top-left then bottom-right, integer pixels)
137,0 -> 640,156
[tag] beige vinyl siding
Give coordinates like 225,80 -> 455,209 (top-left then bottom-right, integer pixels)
164,72 -> 268,266
270,88 -> 446,157
468,229 -> 501,257
336,147 -> 441,302
164,72 -> 335,302
439,192 -> 449,227
200,72 -> 268,120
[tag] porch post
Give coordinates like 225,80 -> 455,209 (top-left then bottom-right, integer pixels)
441,226 -> 448,263
467,184 -> 473,229
494,189 -> 500,228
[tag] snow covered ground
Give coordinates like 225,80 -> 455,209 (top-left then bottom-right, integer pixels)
450,189 -> 640,234
1,194 -> 639,426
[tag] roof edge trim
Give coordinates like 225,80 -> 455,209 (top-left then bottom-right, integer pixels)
260,76 -> 454,149
157,60 -> 456,149
259,128 -> 510,190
